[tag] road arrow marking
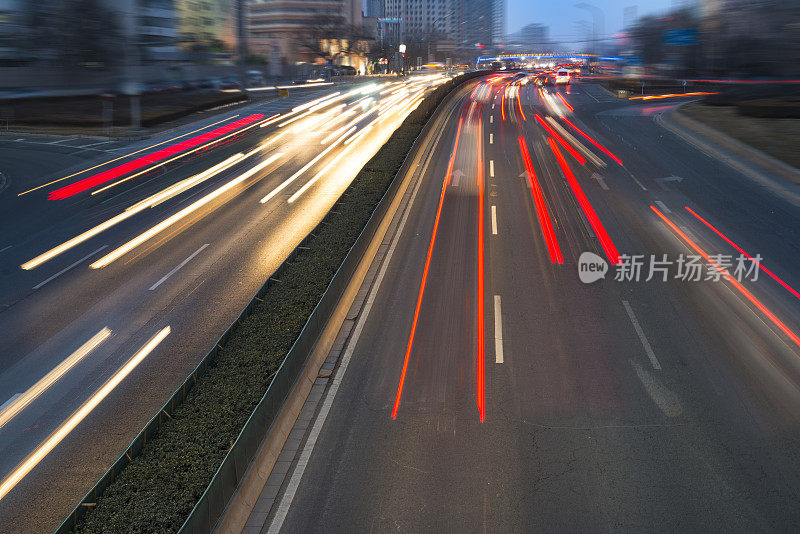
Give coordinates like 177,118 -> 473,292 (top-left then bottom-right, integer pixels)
654,200 -> 671,213
451,169 -> 465,187
655,175 -> 685,190
592,173 -> 609,190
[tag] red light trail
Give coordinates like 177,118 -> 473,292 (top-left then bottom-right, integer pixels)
477,117 -> 486,422
548,138 -> 620,265
534,114 -> 586,166
685,207 -> 800,301
48,114 -> 264,200
652,206 -> 800,350
518,137 -> 564,264
560,117 -> 623,166
392,117 -> 464,420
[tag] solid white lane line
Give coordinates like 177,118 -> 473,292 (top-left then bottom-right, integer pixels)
491,205 -> 498,235
622,300 -> 662,370
0,328 -> 112,430
268,101 -> 440,534
0,245 -> 11,254
489,160 -> 495,178
655,200 -> 671,214
494,295 -> 504,363
47,137 -> 77,145
490,133 -> 493,144
77,140 -> 114,148
0,326 -> 170,502
625,168 -> 649,191
149,244 -> 209,290
33,246 -> 108,290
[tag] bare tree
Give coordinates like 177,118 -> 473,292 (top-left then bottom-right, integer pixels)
297,16 -> 372,63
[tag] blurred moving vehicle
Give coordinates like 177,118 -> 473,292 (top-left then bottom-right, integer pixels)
555,69 -> 571,85
511,72 -> 528,85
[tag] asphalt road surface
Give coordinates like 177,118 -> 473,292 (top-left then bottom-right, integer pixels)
271,76 -> 800,532
0,76 -> 446,532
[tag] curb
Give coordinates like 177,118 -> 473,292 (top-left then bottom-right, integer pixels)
657,104 -> 800,206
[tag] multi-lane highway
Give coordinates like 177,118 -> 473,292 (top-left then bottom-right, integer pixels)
265,75 -> 800,532
0,76 -> 448,532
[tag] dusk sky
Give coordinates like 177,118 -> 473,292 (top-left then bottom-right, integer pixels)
506,0 -> 681,39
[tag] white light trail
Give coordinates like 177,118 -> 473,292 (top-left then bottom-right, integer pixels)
0,326 -> 170,502
21,153 -> 246,270
288,121 -> 377,203
91,153 -> 283,268
260,128 -> 354,204
0,328 -> 112,430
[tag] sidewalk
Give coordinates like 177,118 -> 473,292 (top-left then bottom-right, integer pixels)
657,103 -> 800,206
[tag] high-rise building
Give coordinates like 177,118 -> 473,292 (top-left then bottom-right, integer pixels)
519,23 -> 548,48
492,0 -> 505,47
247,0 -> 364,65
383,0 -> 458,41
365,0 -> 384,18
130,0 -> 180,62
0,0 -> 180,64
383,0 -> 504,53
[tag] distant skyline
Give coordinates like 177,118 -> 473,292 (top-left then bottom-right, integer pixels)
506,0 -> 685,41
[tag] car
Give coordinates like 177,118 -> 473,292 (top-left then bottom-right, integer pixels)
338,65 -> 357,76
555,69 -> 571,85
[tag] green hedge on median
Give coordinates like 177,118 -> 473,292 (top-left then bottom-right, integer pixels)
73,72 -> 482,534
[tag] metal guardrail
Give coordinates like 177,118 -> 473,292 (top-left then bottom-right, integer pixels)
55,70 -> 486,534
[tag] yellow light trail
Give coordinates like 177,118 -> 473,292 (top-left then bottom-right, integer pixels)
259,128 -> 354,204
0,326 -> 170,502
21,153 -> 246,270
0,328 -> 112,430
288,122 -> 377,203
91,153 -> 283,268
